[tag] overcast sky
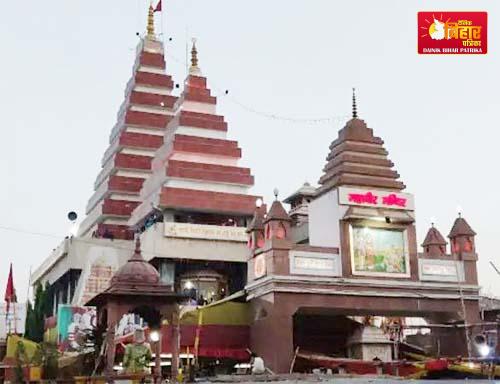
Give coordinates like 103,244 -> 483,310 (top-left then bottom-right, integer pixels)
0,0 -> 498,301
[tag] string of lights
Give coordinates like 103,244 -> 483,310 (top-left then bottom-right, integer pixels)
163,50 -> 351,125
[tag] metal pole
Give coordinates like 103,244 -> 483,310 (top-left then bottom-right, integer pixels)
22,265 -> 32,337
155,333 -> 162,383
490,261 -> 500,277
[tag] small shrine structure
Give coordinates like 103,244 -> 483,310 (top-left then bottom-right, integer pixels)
86,236 -> 185,378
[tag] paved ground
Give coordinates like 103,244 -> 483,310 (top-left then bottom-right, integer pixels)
203,380 -> 497,383
201,375 -> 498,383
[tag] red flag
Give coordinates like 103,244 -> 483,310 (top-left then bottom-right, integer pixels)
154,0 -> 162,12
4,263 -> 16,314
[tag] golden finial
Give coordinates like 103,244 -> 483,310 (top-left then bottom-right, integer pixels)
189,38 -> 201,75
146,3 -> 155,40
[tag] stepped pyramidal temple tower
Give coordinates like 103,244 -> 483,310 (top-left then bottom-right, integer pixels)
317,89 -> 405,195
32,7 -> 261,317
78,6 -> 177,240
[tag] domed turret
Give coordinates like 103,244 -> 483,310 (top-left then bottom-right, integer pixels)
111,236 -> 160,285
448,214 -> 476,254
264,189 -> 291,240
422,224 -> 447,257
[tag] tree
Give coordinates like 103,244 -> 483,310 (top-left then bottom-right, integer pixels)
24,282 -> 51,343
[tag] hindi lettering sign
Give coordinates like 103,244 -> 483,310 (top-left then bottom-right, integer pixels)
164,222 -> 247,242
290,251 -> 341,276
418,259 -> 464,282
295,256 -> 335,270
422,263 -> 456,277
338,187 -> 414,210
418,12 -> 487,54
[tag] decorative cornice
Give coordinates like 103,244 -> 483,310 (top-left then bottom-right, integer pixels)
246,284 -> 481,302
245,274 -> 480,293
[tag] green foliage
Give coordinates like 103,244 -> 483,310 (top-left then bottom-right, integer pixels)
13,340 -> 60,382
24,282 -> 51,343
13,340 -> 28,383
35,342 -> 60,380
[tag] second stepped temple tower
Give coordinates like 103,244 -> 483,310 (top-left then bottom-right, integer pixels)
128,40 -> 261,300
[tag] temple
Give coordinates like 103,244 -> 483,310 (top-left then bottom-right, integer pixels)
31,9 -> 259,312
246,92 -> 483,372
28,7 -> 493,379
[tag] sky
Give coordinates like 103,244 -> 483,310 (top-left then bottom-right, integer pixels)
0,0 -> 499,301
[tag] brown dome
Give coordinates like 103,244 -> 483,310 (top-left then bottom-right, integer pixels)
111,237 -> 160,285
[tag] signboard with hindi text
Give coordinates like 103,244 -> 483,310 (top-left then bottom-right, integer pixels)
418,259 -> 464,282
164,222 -> 247,242
338,187 -> 415,211
289,251 -> 341,277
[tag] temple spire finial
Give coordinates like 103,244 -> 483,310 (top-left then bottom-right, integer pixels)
146,3 -> 155,40
131,232 -> 144,261
189,38 -> 202,75
352,87 -> 358,118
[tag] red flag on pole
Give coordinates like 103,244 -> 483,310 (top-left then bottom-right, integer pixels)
4,263 -> 16,314
154,0 -> 162,12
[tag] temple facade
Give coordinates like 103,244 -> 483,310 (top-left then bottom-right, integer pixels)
245,96 -> 482,372
32,10 -> 259,311
30,6 -> 489,376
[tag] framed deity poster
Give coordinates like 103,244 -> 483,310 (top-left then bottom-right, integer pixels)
349,225 -> 410,278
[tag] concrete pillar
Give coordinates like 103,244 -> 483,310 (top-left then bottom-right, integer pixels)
270,313 -> 294,373
251,306 -> 294,374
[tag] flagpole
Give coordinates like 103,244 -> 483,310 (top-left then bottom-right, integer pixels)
22,265 -> 32,337
13,300 -> 17,334
4,263 -> 13,336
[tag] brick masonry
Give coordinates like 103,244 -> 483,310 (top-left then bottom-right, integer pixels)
166,160 -> 254,185
160,187 -> 259,215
